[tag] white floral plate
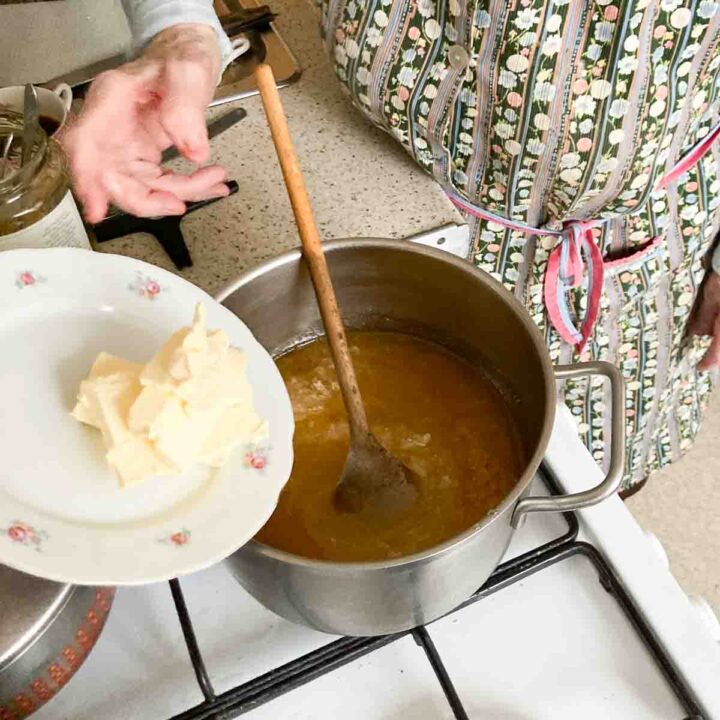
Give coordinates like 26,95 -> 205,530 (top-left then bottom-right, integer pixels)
0,248 -> 294,586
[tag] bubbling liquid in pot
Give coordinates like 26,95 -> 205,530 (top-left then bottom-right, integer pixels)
256,332 -> 525,562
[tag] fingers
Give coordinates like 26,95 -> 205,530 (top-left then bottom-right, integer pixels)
201,182 -> 230,199
141,102 -> 174,152
78,185 -> 110,224
62,27 -> 224,221
146,165 -> 228,200
75,172 -> 110,224
124,160 -> 164,180
159,63 -> 214,164
65,130 -> 165,222
104,172 -> 186,218
120,162 -> 228,203
62,61 -> 165,222
149,25 -> 220,163
61,125 -> 111,223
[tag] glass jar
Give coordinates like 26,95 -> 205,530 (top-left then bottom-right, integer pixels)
0,109 -> 91,250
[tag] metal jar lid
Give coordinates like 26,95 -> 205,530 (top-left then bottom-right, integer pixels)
0,564 -> 74,673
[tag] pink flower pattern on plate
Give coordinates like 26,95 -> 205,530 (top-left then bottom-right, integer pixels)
129,272 -> 165,300
159,529 -> 191,547
3,521 -> 48,551
15,271 -> 46,290
245,445 -> 269,471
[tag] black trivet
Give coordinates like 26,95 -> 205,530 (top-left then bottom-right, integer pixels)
91,180 -> 239,271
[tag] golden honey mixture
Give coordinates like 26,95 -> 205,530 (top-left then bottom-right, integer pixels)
256,332 -> 525,562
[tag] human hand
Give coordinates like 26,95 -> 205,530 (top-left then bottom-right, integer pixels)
689,271 -> 720,370
61,23 -> 229,223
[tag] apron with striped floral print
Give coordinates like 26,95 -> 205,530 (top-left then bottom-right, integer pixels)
318,0 -> 720,492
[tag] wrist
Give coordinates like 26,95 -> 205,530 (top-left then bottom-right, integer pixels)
147,23 -> 223,84
121,0 -> 235,74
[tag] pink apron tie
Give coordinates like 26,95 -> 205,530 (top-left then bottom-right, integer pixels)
446,119 -> 720,352
543,220 -> 603,350
447,192 -> 602,351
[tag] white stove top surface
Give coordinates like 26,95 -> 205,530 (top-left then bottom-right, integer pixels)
33,408 -> 720,720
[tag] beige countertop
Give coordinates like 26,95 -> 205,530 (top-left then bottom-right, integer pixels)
0,0 -> 464,298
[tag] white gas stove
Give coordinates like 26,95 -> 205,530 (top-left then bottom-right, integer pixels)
31,406 -> 720,720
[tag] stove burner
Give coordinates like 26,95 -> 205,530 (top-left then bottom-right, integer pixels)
91,181 -> 239,271
157,469 -> 703,720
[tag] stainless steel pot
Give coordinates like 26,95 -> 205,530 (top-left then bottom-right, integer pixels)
219,239 -> 624,636
0,565 -> 114,717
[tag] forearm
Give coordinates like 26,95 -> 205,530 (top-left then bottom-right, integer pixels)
120,0 -> 233,67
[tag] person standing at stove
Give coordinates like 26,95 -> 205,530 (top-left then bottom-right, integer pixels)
63,0 -> 720,498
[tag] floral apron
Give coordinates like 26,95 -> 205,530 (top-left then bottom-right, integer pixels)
318,0 -> 720,492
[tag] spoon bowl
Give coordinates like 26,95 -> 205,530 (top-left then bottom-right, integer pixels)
334,432 -> 418,521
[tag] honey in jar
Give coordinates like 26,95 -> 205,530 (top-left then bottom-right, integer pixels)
0,109 -> 90,251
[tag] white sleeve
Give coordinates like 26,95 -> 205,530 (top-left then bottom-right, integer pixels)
120,0 -> 234,69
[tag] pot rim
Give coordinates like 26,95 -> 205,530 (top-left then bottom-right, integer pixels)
0,572 -> 77,674
218,238 -> 556,572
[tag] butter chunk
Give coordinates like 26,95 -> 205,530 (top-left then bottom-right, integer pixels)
72,383 -> 99,427
140,305 -> 227,389
72,354 -> 177,486
128,384 -> 209,469
107,436 -> 178,488
200,407 -> 269,467
72,354 -> 143,434
88,352 -> 143,380
139,329 -> 189,390
152,405 -> 223,469
72,304 -> 268,489
177,348 -> 252,412
90,377 -> 142,451
127,384 -> 176,436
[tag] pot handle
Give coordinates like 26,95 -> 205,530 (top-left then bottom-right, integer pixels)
510,361 -> 625,529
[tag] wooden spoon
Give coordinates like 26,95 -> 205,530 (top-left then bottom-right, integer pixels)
255,62 -> 418,521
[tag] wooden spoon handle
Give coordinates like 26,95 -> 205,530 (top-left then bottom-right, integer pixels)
255,62 -> 369,438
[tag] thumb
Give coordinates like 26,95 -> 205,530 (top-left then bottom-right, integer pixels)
158,59 -> 214,164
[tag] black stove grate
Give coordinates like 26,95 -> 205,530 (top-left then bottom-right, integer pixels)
161,469 -> 702,720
